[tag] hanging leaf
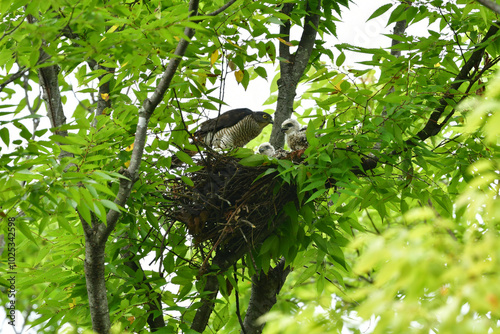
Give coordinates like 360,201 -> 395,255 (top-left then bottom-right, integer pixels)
234,69 -> 244,83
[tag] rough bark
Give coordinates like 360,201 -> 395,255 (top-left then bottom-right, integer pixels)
37,49 -> 73,159
191,275 -> 220,332
270,1 -> 321,149
241,258 -> 291,334
37,58 -> 66,132
82,215 -> 111,334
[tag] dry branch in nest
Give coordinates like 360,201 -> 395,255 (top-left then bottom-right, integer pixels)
162,150 -> 297,268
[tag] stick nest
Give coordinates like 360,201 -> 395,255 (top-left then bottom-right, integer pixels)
163,151 -> 297,256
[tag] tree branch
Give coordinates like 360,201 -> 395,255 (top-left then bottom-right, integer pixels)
241,258 -> 290,334
476,0 -> 500,14
206,0 -> 238,16
270,1 -> 321,149
27,13 -> 72,158
0,15 -> 26,44
73,2 -> 202,332
357,21 -> 499,176
191,211 -> 292,333
103,0 -> 201,241
191,274 -> 220,332
103,0 -> 239,239
80,213 -> 111,334
0,66 -> 29,93
292,1 -> 321,84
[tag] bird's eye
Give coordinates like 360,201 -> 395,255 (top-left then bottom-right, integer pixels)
263,115 -> 268,118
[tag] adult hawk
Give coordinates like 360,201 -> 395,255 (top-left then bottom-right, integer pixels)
281,118 -> 308,151
195,108 -> 273,149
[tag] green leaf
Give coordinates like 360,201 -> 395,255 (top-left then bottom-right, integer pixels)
239,154 -> 267,167
50,134 -> 88,145
300,179 -> 325,193
163,252 -> 175,273
311,233 -> 329,254
181,175 -> 194,187
387,4 -> 407,25
254,66 -> 267,79
76,203 -> 92,225
213,304 -> 229,331
100,199 -> 121,213
175,150 -> 194,165
326,243 -> 346,269
13,170 -> 42,181
336,52 -> 346,67
294,264 -> 318,286
57,216 -> 75,234
305,188 -> 328,204
260,235 -> 277,256
17,221 -> 37,244
60,145 -> 83,155
90,182 -> 117,197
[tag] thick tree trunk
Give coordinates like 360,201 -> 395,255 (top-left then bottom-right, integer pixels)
241,258 -> 290,334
